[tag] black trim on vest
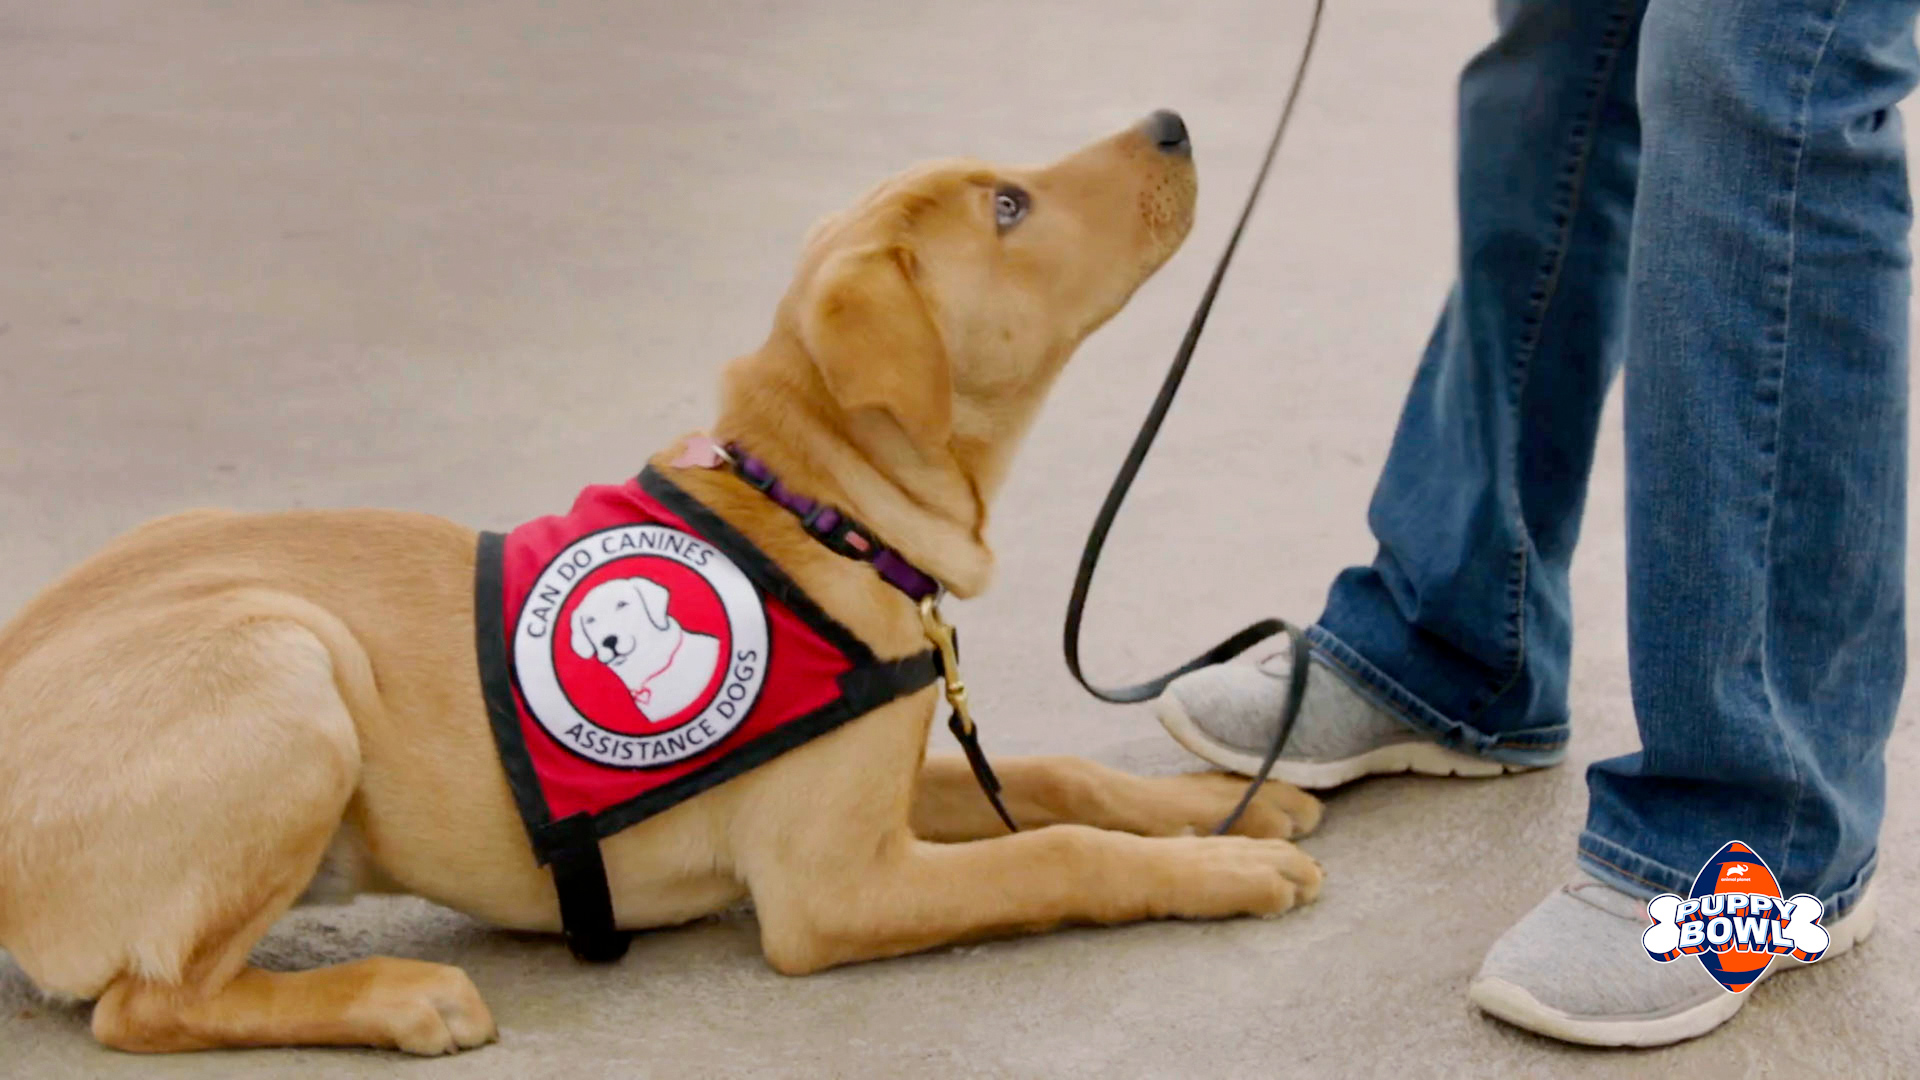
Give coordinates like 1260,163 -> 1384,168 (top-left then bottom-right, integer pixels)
573,651 -> 940,844
473,474 -> 941,964
474,530 -> 552,842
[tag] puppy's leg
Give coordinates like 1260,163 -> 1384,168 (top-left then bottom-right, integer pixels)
751,825 -> 1323,974
911,756 -> 1322,841
0,606 -> 494,1054
85,617 -> 497,1055
94,959 -> 495,1055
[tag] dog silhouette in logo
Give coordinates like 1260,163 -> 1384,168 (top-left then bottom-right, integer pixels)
570,577 -> 720,722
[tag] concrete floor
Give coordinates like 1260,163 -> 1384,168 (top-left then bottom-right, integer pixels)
2,1 -> 1915,1077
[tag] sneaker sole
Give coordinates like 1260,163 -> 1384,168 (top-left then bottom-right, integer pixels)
1153,692 -> 1523,790
1468,887 -> 1879,1048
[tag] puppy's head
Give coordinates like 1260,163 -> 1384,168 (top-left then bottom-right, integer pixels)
570,577 -> 676,669
774,111 -> 1198,468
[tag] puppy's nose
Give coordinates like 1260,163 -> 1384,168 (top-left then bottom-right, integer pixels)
1146,109 -> 1190,156
601,634 -> 619,651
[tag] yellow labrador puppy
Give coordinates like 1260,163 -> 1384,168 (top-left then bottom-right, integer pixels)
0,113 -> 1323,1056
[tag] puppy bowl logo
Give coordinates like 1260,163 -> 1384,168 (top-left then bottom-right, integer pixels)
513,525 -> 768,768
1642,841 -> 1830,993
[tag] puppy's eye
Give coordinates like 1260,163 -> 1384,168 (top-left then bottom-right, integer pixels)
615,601 -> 627,609
993,186 -> 1029,230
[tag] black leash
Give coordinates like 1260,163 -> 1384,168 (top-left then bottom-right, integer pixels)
1062,0 -> 1327,835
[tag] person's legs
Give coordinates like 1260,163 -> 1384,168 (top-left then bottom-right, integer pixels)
1161,0 -> 1645,777
1311,0 -> 1649,762
1580,0 -> 1914,919
1472,0 -> 1915,1045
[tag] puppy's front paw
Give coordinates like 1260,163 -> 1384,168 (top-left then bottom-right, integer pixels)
1149,772 -> 1325,839
367,961 -> 498,1056
1201,772 -> 1325,839
1163,835 -> 1323,919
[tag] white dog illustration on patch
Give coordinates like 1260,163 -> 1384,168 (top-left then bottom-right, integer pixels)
570,577 -> 721,722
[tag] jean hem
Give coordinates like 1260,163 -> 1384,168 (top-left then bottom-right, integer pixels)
1305,624 -> 1569,767
1576,831 -> 1877,921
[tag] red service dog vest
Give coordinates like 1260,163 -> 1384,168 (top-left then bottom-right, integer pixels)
475,467 -> 938,960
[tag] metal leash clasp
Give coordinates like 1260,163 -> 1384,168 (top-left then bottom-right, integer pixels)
918,595 -> 975,736
918,594 -> 1018,832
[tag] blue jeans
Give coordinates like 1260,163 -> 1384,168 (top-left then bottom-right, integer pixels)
1312,0 -> 1913,919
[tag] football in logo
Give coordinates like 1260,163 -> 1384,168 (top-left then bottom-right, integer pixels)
1642,841 -> 1830,993
1690,842 -> 1782,992
512,525 -> 768,768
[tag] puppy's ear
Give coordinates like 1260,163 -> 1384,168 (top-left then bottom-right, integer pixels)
629,578 -> 672,632
569,608 -> 597,659
799,245 -> 952,456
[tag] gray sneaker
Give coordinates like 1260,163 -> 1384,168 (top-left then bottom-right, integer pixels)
1468,878 -> 1877,1047
1154,638 -> 1523,789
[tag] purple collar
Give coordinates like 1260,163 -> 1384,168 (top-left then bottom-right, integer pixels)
722,443 -> 942,603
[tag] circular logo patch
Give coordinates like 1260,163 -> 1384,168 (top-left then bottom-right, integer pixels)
512,525 -> 768,768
